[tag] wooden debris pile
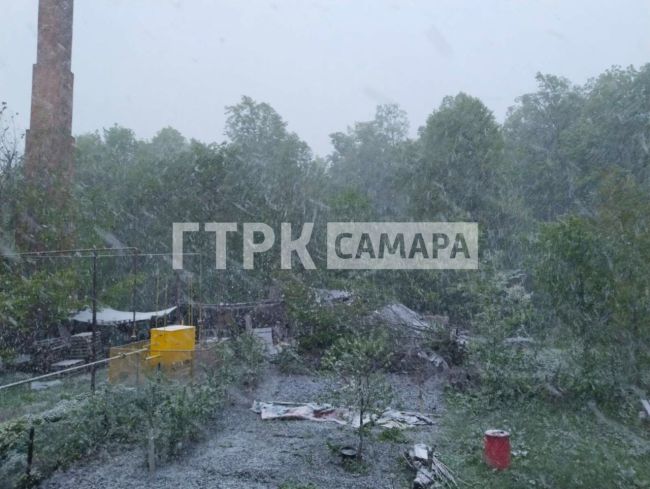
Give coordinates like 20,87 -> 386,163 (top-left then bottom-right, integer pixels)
69,332 -> 102,360
404,443 -> 456,489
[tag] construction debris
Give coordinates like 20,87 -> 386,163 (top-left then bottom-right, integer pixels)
314,288 -> 353,305
503,336 -> 535,348
30,379 -> 63,390
372,303 -> 432,334
640,399 -> 650,421
251,401 -> 436,429
252,327 -> 278,356
412,443 -> 429,462
417,351 -> 449,373
50,359 -> 85,371
375,409 -> 437,429
69,332 -> 102,360
405,443 -> 457,488
371,303 -> 446,365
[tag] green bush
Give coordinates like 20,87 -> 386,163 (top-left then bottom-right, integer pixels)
280,277 -> 376,355
533,176 -> 650,399
135,376 -> 224,461
0,365 -> 232,488
273,346 -> 311,375
474,343 -> 544,404
229,333 -> 266,388
377,427 -> 408,444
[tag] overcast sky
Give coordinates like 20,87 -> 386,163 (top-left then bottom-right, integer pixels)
1,0 -> 649,156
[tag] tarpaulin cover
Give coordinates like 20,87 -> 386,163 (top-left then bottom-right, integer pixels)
70,306 -> 177,325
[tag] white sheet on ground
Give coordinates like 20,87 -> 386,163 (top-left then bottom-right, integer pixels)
251,401 -> 435,429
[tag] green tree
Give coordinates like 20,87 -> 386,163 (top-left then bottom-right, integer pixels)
535,174 -> 650,395
0,102 -> 22,248
504,74 -> 585,221
412,93 -> 509,253
324,332 -> 393,460
0,267 -> 82,357
328,104 -> 411,218
576,64 -> 650,189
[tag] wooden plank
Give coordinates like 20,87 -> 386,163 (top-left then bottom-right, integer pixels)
51,359 -> 85,370
413,443 -> 429,462
641,399 -> 650,418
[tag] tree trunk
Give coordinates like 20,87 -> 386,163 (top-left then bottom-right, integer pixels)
357,406 -> 364,460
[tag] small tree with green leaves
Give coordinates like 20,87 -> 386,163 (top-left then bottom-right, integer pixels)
324,331 -> 393,460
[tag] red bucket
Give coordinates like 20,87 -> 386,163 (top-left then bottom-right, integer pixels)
484,429 -> 511,470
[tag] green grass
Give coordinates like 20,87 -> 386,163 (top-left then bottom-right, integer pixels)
0,370 -> 105,422
436,391 -> 650,489
377,426 -> 409,444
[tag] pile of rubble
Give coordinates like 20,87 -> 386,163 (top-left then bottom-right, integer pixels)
405,443 -> 457,488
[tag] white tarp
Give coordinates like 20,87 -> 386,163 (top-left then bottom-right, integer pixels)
251,401 -> 436,429
70,306 -> 176,325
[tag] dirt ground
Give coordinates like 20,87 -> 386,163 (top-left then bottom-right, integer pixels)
42,368 -> 444,489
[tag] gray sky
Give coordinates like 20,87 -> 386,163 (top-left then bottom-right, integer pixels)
1,0 -> 649,156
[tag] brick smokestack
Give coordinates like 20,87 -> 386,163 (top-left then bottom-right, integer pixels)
20,0 -> 75,250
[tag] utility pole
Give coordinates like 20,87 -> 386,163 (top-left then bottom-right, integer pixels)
175,270 -> 181,324
90,248 -> 97,393
131,248 -> 138,339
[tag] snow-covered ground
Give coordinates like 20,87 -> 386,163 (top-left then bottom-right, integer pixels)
43,369 -> 444,489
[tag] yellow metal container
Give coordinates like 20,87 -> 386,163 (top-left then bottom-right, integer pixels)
149,325 -> 196,368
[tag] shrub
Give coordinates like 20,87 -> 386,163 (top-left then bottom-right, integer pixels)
323,332 -> 393,460
135,375 -> 224,461
229,333 -> 266,388
377,427 -> 408,444
273,346 -> 311,375
281,278 -> 372,354
0,367 -> 231,487
534,177 -> 650,399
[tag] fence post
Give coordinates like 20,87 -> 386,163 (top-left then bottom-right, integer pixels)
135,351 -> 140,388
190,352 -> 195,382
25,426 -> 35,477
147,426 -> 155,475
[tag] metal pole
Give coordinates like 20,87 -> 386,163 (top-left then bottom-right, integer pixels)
175,270 -> 180,324
26,426 -> 35,477
90,248 -> 97,393
198,252 -> 202,340
131,249 -> 138,339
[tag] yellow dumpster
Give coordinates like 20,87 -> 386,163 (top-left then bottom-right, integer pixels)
149,325 -> 196,368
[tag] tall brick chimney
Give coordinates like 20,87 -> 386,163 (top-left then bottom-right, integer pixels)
20,0 -> 75,250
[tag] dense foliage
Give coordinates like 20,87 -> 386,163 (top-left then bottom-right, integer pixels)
1,63 -> 650,399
